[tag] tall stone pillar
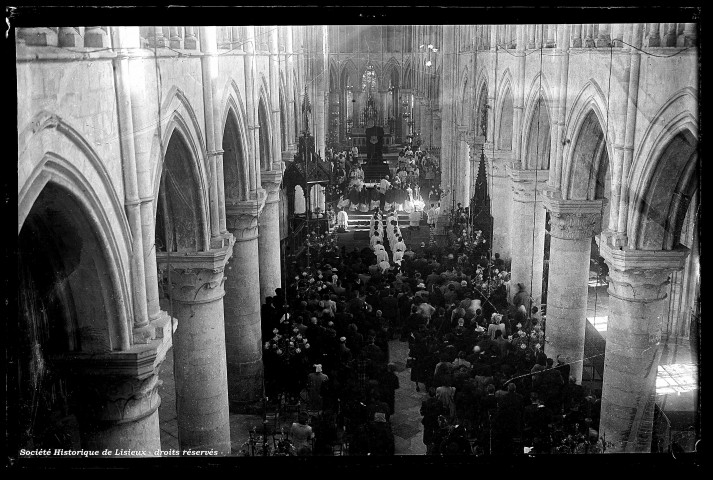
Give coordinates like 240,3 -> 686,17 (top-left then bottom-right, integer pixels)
507,164 -> 549,307
488,149 -> 513,261
225,197 -> 266,406
599,238 -> 688,452
542,193 -> 602,383
258,172 -> 283,302
456,128 -> 471,207
156,242 -> 234,454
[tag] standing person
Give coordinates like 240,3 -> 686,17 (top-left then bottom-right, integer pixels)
307,364 -> 329,412
426,203 -> 437,228
512,283 -> 531,312
290,412 -> 315,456
379,175 -> 391,210
337,207 -> 349,231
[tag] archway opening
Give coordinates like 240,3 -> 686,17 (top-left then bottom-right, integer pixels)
525,97 -> 550,169
223,109 -> 247,203
498,88 -> 514,151
258,97 -> 271,170
155,131 -> 204,253
14,182 -> 120,451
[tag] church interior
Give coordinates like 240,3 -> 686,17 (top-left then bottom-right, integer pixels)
13,16 -> 700,461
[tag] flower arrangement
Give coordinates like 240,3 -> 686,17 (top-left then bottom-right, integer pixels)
291,266 -> 333,298
264,328 -> 310,361
304,230 -> 339,255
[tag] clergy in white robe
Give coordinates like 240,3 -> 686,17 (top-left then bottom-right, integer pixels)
376,248 -> 389,264
337,209 -> 349,229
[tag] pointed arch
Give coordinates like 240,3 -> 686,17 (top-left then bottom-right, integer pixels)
402,60 -> 413,89
561,80 -> 616,200
329,60 -> 339,92
473,75 -> 489,137
627,88 -> 698,249
381,57 -> 401,87
458,72 -> 469,125
257,85 -> 274,171
151,86 -> 209,209
221,81 -> 251,203
494,69 -> 515,151
219,78 -> 252,160
340,58 -> 358,89
522,96 -> 552,170
18,111 -> 133,349
154,113 -> 211,252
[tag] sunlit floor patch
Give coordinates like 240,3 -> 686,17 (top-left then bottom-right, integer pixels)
657,363 -> 698,395
586,315 -> 608,332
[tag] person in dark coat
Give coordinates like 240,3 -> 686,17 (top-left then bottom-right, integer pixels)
420,387 -> 445,454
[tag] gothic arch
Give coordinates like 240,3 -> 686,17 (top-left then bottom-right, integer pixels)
257,87 -> 273,171
340,58 -> 358,88
628,89 -> 698,250
562,109 -> 610,201
17,111 -> 133,351
473,76 -> 489,137
223,100 -> 250,202
402,60 -> 413,89
151,86 -> 209,202
219,79 -> 252,158
521,72 -> 554,142
458,73 -> 469,125
153,111 -> 211,252
381,57 -> 401,87
329,61 -> 339,92
561,80 -> 616,200
522,95 -> 552,170
494,69 -> 515,150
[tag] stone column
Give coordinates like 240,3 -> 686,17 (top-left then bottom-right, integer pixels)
438,24 -> 457,217
75,371 -> 162,455
156,243 -> 234,454
488,149 -> 513,260
599,237 -> 688,452
54,324 -> 172,457
258,172 -> 283,302
456,128 -> 470,206
542,193 -> 602,383
507,164 -> 549,307
225,196 -> 266,407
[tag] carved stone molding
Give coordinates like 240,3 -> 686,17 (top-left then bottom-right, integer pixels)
508,165 -> 550,203
600,233 -> 689,303
543,195 -> 603,240
225,190 -> 267,241
72,369 -> 162,425
156,240 -> 235,303
260,170 -> 283,205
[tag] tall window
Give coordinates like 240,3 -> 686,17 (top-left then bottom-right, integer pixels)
362,65 -> 377,94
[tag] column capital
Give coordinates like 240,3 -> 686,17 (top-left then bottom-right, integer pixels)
261,170 -> 283,204
282,150 -> 296,163
156,240 -> 235,305
225,192 -> 267,241
156,240 -> 235,275
601,233 -> 689,302
73,369 -> 161,426
507,164 -> 550,202
543,195 -> 603,240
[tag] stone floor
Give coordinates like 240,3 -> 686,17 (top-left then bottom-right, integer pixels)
157,338 -> 428,456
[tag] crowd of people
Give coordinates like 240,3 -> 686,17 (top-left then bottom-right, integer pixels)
328,143 -> 441,217
257,142 -> 605,456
